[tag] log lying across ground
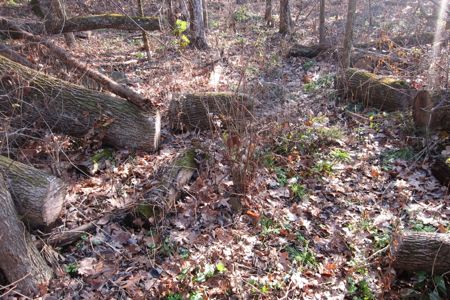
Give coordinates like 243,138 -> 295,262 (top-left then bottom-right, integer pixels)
0,173 -> 53,296
0,156 -> 65,227
287,44 -> 330,58
392,232 -> 450,274
168,92 -> 254,131
0,15 -> 160,38
0,55 -> 160,151
413,90 -> 450,132
340,68 -> 414,111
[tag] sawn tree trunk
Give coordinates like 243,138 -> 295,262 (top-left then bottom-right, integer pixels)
0,55 -> 160,151
0,155 -> 66,228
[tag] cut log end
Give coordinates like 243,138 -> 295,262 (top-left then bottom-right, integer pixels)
413,90 -> 450,132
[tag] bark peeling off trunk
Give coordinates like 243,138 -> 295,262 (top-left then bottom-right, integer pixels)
0,173 -> 53,296
392,232 -> 450,274
341,68 -> 414,112
0,55 -> 160,151
0,155 -> 66,228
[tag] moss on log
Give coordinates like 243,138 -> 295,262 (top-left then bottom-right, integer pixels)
168,92 -> 254,131
341,68 -> 414,111
0,55 -> 160,151
138,149 -> 197,218
413,90 -> 450,132
58,14 -> 160,33
0,156 -> 65,227
0,173 -> 53,296
392,232 -> 450,274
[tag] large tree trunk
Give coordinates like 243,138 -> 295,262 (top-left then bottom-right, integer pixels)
165,0 -> 176,28
341,68 -> 413,111
0,156 -> 65,228
0,173 -> 53,296
413,90 -> 450,132
279,0 -> 292,35
431,159 -> 450,188
189,0 -> 209,49
0,55 -> 160,151
341,0 -> 357,68
168,92 -> 254,131
392,232 -> 450,274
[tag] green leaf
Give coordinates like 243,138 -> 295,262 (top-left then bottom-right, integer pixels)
216,262 -> 227,273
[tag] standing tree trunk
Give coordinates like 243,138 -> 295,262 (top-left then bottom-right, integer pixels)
165,0 -> 176,28
279,0 -> 292,35
189,0 -> 209,49
202,0 -> 208,30
319,0 -> 326,45
0,173 -> 53,296
341,0 -> 357,69
265,0 -> 273,27
137,0 -> 152,61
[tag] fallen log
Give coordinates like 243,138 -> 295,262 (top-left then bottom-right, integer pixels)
0,18 -> 151,109
287,44 -> 330,58
340,68 -> 414,111
392,231 -> 450,274
139,149 -> 198,218
0,173 -> 53,296
0,155 -> 65,228
168,92 -> 254,131
413,90 -> 450,132
0,55 -> 160,151
0,43 -> 36,69
355,32 -> 435,49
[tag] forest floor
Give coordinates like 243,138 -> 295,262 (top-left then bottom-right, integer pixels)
1,1 -> 449,299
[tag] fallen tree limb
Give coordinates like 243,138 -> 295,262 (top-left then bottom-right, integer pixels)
0,173 -> 53,296
0,43 -> 36,69
0,55 -> 160,151
392,231 -> 450,274
0,155 -> 66,228
168,92 -> 254,131
413,90 -> 450,132
340,68 -> 414,111
0,17 -> 152,110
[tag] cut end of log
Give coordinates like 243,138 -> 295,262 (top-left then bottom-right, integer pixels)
413,90 -> 450,132
42,177 -> 66,226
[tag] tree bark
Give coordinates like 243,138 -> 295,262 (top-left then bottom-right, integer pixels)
168,92 -> 254,131
431,159 -> 450,188
137,0 -> 152,61
202,0 -> 208,30
189,0 -> 209,49
288,44 -> 329,58
0,173 -> 53,296
265,0 -> 273,27
340,68 -> 414,112
0,155 -> 65,228
319,0 -> 326,45
165,0 -> 176,28
0,55 -> 161,151
392,232 -> 450,274
413,90 -> 450,132
341,0 -> 357,69
0,43 -> 36,69
279,0 -> 292,35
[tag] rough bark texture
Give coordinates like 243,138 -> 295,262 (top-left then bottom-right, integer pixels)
341,0 -> 357,68
319,0 -> 326,45
165,0 -> 176,28
279,0 -> 292,35
341,68 -> 414,111
139,149 -> 197,217
288,44 -> 330,58
431,159 -> 450,188
392,232 -> 450,274
0,55 -> 160,151
0,17 -> 151,109
413,90 -> 450,132
168,92 -> 254,131
0,173 -> 53,296
137,0 -> 152,61
0,155 -> 65,228
265,0 -> 273,27
189,0 -> 209,49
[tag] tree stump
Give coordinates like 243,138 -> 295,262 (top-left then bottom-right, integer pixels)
0,156 -> 66,227
168,92 -> 254,131
391,232 -> 450,274
0,55 -> 160,151
413,90 -> 450,132
431,159 -> 450,188
0,173 -> 53,296
341,68 -> 414,111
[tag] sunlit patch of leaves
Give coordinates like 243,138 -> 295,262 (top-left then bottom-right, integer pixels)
173,19 -> 190,47
285,234 -> 318,269
411,221 -> 436,233
233,6 -> 250,22
260,216 -> 281,237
